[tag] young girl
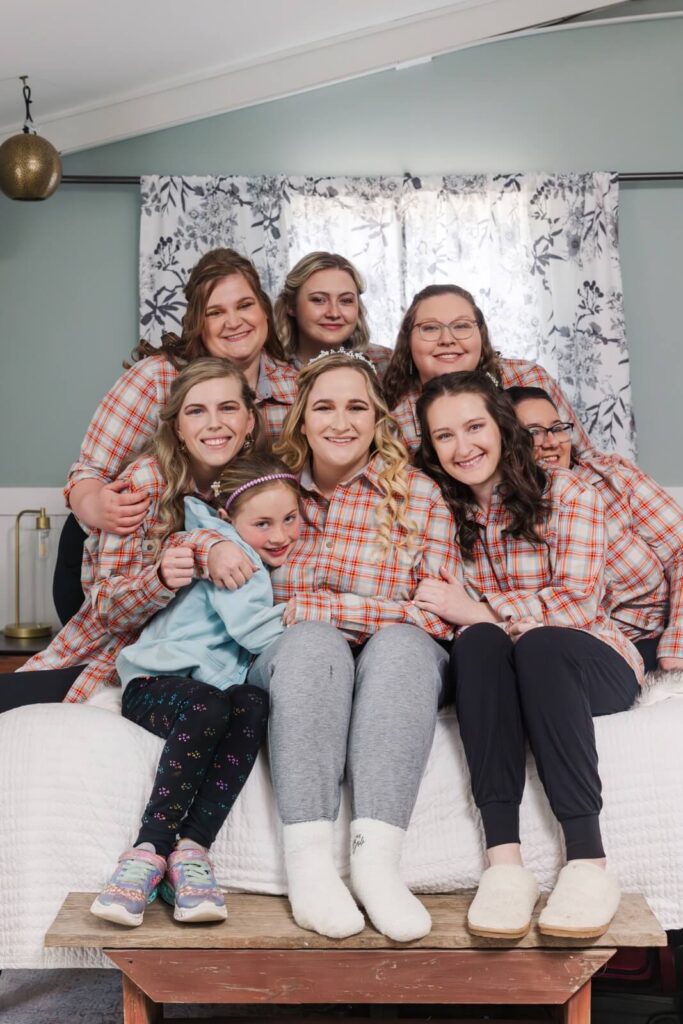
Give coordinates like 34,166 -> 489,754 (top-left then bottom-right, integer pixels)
273,252 -> 392,375
1,360 -> 259,712
92,453 -> 302,927
248,351 -> 460,943
383,284 -> 594,455
55,248 -> 299,624
509,385 -> 683,673
414,371 -> 642,940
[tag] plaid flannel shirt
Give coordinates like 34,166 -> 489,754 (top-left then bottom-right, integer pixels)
65,352 -> 298,505
391,357 -> 593,455
270,454 -> 460,644
574,451 -> 683,661
460,468 -> 643,684
21,457 -> 221,702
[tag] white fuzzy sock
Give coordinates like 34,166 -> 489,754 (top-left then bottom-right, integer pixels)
283,821 -> 365,939
350,818 -> 431,942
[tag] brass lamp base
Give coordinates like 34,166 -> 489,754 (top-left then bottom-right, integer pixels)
4,622 -> 53,639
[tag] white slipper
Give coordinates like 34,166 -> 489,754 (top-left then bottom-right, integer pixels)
467,864 -> 539,939
538,861 -> 621,939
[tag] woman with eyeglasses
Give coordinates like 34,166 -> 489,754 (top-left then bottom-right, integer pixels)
509,385 -> 683,673
414,370 -> 642,942
383,284 -> 593,455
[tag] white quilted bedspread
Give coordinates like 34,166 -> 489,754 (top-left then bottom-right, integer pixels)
1,679 -> 683,968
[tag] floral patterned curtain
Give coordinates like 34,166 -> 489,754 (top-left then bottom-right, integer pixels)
140,173 -> 635,457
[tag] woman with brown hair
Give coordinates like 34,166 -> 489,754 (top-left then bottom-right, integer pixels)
414,370 -> 641,942
247,350 -> 459,943
273,251 -> 392,374
55,248 -> 298,622
383,284 -> 593,454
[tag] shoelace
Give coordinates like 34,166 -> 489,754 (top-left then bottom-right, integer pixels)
117,859 -> 159,886
177,859 -> 213,885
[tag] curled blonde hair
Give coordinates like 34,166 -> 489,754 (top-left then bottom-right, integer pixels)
274,252 -> 371,362
274,352 -> 419,558
148,358 -> 262,555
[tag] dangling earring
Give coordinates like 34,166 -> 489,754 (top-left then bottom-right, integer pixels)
241,433 -> 253,452
177,435 -> 187,452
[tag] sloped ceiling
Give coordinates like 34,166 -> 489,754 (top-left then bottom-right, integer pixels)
0,0 -> 637,153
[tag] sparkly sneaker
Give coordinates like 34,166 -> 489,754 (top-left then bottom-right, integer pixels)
90,848 -> 166,927
160,846 -> 228,923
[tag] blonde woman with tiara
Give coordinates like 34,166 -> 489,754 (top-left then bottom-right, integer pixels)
274,251 -> 392,375
90,452 -> 302,928
1,359 -> 260,712
247,351 -> 460,943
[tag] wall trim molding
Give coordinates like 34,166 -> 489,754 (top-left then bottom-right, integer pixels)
1,0 -> 626,155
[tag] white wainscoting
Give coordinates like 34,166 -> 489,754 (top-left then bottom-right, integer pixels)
0,485 -> 681,638
0,489 -> 68,633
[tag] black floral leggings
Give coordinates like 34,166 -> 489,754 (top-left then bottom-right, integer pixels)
122,676 -> 269,857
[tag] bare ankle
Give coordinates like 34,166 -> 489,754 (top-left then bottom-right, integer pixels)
487,843 -> 523,867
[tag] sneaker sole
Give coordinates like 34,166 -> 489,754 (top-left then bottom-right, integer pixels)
467,920 -> 532,939
90,897 -> 143,928
174,901 -> 228,923
538,920 -> 611,939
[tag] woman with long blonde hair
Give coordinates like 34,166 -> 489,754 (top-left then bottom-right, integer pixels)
247,350 -> 460,943
274,251 -> 392,374
2,359 -> 259,712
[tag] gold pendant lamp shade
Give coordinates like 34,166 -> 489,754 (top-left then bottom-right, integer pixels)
0,77 -> 62,201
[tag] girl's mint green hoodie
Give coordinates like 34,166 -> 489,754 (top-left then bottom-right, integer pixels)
116,496 -> 284,693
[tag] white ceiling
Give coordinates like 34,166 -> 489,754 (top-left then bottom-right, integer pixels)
0,0 -> 639,154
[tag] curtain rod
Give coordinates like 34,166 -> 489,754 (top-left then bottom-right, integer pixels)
60,172 -> 683,186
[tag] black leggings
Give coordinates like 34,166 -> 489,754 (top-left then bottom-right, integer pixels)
53,514 -> 87,626
450,624 -> 639,861
0,666 -> 85,713
122,675 -> 269,857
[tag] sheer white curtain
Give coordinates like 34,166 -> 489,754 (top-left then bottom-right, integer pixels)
140,172 -> 634,456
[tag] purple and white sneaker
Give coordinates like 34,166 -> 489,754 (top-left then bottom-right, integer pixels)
90,848 -> 166,927
160,847 -> 227,923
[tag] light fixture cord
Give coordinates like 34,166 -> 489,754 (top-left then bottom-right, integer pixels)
20,75 -> 35,135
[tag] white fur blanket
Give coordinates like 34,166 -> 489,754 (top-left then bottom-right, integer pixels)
1,672 -> 682,968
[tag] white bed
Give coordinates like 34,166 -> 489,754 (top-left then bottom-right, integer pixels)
1,676 -> 682,968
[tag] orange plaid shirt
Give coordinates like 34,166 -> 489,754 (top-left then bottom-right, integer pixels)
21,457 -> 221,702
391,357 -> 593,456
271,454 -> 460,644
459,468 -> 643,684
65,352 -> 298,505
573,451 -> 683,661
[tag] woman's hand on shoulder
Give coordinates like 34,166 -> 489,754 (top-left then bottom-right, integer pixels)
207,541 -> 257,590
159,545 -> 195,590
74,478 -> 151,534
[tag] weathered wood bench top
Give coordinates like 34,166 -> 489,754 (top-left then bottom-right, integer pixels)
45,891 -> 666,950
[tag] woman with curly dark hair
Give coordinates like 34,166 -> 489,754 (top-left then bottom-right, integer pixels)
383,284 -> 592,455
414,371 -> 642,943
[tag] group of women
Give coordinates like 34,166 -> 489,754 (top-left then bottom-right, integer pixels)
2,245 -> 682,944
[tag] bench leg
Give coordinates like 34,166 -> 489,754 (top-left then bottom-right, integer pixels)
560,979 -> 591,1024
121,972 -> 162,1024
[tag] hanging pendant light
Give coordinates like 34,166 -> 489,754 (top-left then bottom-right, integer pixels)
0,76 -> 62,201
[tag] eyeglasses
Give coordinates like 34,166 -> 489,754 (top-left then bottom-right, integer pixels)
413,319 -> 480,343
526,423 -> 574,444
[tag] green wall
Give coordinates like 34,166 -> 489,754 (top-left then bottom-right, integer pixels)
1,17 -> 681,486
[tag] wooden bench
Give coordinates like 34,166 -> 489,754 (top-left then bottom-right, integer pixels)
45,891 -> 666,1024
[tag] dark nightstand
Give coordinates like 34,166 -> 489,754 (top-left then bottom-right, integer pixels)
0,634 -> 54,672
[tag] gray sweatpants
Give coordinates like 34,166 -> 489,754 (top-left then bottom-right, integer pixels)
247,621 -> 449,828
